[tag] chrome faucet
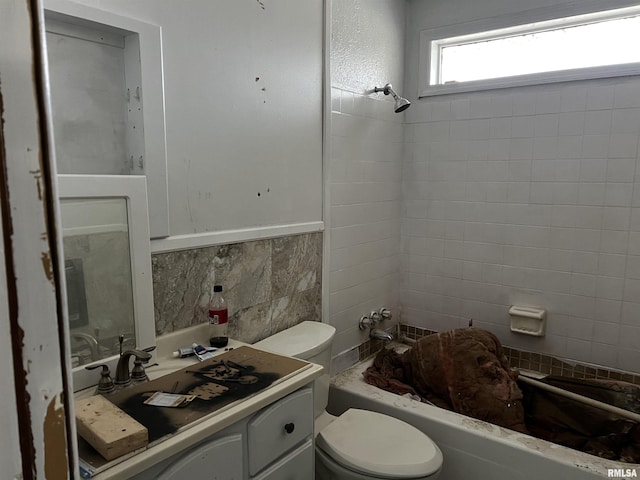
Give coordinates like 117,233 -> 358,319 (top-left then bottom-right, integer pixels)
359,307 -> 394,342
70,331 -> 100,362
369,329 -> 394,342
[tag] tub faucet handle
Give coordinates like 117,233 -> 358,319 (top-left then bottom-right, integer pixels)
378,307 -> 392,321
370,310 -> 382,323
359,314 -> 371,330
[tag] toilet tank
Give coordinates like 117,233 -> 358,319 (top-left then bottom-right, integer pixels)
254,321 -> 335,418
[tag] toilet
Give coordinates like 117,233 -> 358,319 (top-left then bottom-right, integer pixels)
254,321 -> 443,480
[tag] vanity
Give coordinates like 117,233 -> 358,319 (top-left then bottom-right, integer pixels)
78,325 -> 323,479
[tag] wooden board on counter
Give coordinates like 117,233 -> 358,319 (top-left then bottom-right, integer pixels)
78,346 -> 310,471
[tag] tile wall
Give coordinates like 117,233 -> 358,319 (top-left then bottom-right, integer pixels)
402,77 -> 640,373
151,233 -> 322,344
328,88 -> 404,356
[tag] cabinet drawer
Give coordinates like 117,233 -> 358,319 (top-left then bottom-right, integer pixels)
248,387 -> 313,475
252,439 -> 313,480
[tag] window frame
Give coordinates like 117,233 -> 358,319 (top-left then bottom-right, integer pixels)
419,3 -> 640,98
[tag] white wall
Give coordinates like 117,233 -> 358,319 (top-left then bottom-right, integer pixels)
57,0 -> 323,238
402,0 -> 640,372
328,0 -> 406,356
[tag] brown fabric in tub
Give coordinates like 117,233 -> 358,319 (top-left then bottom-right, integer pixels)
364,328 -> 527,433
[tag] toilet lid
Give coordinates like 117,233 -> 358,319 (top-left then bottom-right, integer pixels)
316,409 -> 443,478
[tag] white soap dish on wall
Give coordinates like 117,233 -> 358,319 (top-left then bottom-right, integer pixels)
509,305 -> 547,337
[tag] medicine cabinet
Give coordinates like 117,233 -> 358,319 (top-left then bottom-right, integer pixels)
58,175 -> 156,392
45,0 -> 169,239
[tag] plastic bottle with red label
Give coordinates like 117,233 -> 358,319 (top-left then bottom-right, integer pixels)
208,284 -> 229,348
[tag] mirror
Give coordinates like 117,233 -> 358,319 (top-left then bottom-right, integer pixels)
58,175 -> 156,391
61,196 -> 135,366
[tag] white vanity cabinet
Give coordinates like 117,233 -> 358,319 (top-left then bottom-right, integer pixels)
130,385 -> 314,480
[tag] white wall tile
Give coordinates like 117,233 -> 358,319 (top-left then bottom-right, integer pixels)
583,110 -> 612,135
490,94 -> 513,117
581,135 -> 609,159
556,135 -> 583,159
558,112 -> 585,136
535,90 -> 561,114
606,158 -> 636,182
560,85 -> 587,112
595,276 -> 625,301
604,183 -> 633,207
608,133 -> 639,158
617,348 -> 640,373
600,230 -> 629,254
532,136 -> 559,160
594,298 -> 621,321
611,108 -> 640,134
586,84 -> 614,110
534,114 -> 559,137
565,338 -> 592,361
512,92 -> 537,116
389,76 -> 640,371
620,301 -> 640,326
598,253 -> 626,278
579,158 -> 607,182
614,81 -> 640,108
590,343 -> 618,366
511,116 -> 534,138
577,183 -> 605,206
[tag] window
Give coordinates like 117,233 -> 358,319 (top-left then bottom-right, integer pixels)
420,5 -> 640,97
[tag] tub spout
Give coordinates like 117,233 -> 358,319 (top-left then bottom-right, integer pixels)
370,329 -> 393,342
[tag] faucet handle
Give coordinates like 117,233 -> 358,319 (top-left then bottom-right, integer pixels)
131,349 -> 152,362
378,307 -> 392,321
86,364 -> 116,395
131,359 -> 149,384
131,347 -> 155,384
359,315 -> 371,330
370,310 -> 382,323
141,345 -> 157,355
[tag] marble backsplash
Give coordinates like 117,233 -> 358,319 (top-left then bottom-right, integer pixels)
151,232 -> 322,344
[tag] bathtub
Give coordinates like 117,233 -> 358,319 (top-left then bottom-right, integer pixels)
327,350 -> 639,480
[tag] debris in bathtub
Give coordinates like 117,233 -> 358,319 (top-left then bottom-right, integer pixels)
363,328 -> 527,433
362,326 -> 640,464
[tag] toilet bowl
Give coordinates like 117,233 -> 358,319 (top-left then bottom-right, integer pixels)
254,321 -> 443,480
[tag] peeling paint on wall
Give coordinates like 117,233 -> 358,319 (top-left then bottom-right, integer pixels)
44,395 -> 68,480
29,169 -> 42,201
40,251 -> 54,284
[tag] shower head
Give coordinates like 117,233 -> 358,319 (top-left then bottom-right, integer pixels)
373,83 -> 411,113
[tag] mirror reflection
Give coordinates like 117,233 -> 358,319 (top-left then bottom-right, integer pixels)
61,197 -> 136,367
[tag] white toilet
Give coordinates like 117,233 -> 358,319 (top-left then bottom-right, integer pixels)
254,321 -> 443,480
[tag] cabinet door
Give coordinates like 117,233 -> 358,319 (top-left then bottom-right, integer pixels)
157,433 -> 243,480
252,439 -> 314,480
248,387 -> 313,475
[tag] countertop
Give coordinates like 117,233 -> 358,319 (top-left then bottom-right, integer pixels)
78,324 -> 323,479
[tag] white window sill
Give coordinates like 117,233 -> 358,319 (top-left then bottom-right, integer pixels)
419,63 -> 640,98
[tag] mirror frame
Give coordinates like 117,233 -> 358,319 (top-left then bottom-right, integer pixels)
58,174 -> 156,392
45,0 -> 169,238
